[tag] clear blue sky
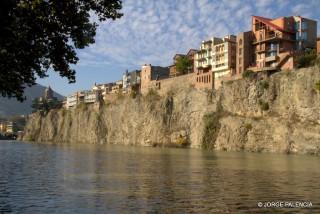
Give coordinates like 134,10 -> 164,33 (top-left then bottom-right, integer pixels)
37,0 -> 320,96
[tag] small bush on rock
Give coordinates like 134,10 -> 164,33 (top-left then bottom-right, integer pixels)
258,99 -> 269,111
315,80 -> 320,92
295,49 -> 317,68
259,80 -> 269,90
242,70 -> 256,80
244,123 -> 253,131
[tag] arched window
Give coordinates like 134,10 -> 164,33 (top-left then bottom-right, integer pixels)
239,39 -> 242,45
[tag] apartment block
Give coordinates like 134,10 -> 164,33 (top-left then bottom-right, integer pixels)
65,90 -> 100,109
66,93 -> 78,109
92,83 -> 114,94
122,70 -> 141,93
194,35 -> 236,89
317,38 -> 320,55
140,64 -> 170,94
111,80 -> 123,94
251,15 -> 317,71
83,90 -> 100,104
293,16 -> 317,50
236,31 -> 254,74
0,121 -> 6,134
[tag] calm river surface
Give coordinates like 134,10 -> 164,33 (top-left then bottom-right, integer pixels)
0,141 -> 320,213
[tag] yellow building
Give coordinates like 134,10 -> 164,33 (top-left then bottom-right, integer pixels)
0,122 -> 6,133
6,122 -> 13,134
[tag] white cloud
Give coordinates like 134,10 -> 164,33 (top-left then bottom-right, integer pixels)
78,0 -> 320,72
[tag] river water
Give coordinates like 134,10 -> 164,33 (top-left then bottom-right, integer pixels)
0,141 -> 319,213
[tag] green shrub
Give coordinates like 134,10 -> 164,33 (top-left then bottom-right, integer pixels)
315,55 -> 320,69
259,80 -> 269,90
258,99 -> 269,111
242,70 -> 256,79
315,80 -> 320,92
76,102 -> 87,110
116,91 -> 124,100
176,56 -> 192,75
145,88 -> 160,101
202,113 -> 220,149
129,90 -> 137,99
244,123 -> 253,131
176,135 -> 189,147
295,49 -> 317,68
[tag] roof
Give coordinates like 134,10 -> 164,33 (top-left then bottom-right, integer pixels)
187,49 -> 198,56
252,15 -> 295,34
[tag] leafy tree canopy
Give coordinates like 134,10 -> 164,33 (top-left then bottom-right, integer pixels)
175,56 -> 192,75
0,0 -> 123,101
31,97 -> 61,113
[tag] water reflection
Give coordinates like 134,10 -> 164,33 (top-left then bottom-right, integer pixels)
0,141 -> 319,213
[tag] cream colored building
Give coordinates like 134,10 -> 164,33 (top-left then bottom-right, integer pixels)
195,35 -> 237,79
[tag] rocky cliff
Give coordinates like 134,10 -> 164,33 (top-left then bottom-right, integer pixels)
23,67 -> 320,155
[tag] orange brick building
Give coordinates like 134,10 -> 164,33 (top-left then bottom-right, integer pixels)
249,15 -> 317,72
236,31 -> 254,74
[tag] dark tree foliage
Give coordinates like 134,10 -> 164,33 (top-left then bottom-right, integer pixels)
295,49 -> 317,68
0,0 -> 123,101
175,56 -> 192,75
31,98 -> 61,113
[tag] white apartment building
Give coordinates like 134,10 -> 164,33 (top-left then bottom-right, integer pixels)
66,94 -> 78,109
195,35 -> 237,78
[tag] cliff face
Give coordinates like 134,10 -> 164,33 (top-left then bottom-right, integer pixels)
23,67 -> 320,155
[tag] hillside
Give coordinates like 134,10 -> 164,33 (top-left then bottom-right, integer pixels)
23,67 -> 320,155
0,84 -> 63,117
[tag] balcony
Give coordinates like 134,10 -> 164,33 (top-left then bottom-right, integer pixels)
265,55 -> 277,62
253,33 -> 279,44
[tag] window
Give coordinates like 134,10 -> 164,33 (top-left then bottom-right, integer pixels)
239,48 -> 242,55
302,32 -> 307,41
301,21 -> 307,30
295,21 -> 300,31
239,57 -> 242,64
239,39 -> 243,45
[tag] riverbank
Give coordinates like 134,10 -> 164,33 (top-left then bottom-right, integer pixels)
23,67 -> 320,155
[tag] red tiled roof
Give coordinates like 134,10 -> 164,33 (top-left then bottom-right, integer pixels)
252,15 -> 294,34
